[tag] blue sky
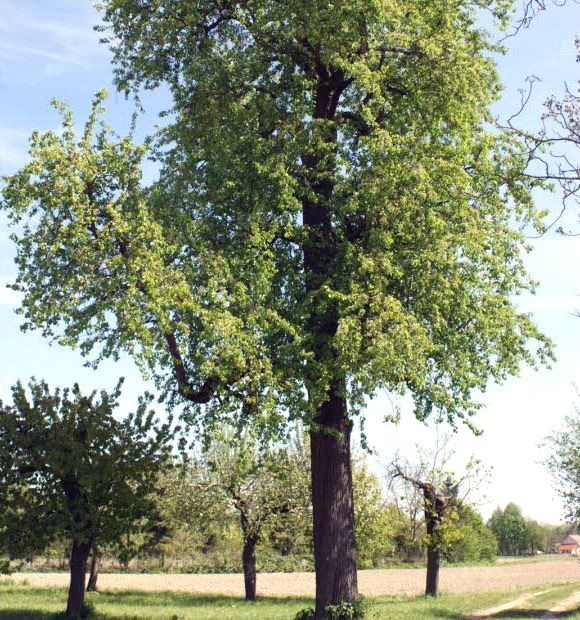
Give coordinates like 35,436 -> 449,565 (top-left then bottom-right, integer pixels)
1,0 -> 579,523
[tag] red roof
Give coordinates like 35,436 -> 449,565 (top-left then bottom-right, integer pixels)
561,534 -> 580,546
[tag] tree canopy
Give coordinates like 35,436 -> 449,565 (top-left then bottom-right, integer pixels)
0,379 -> 172,615
2,1 -> 552,426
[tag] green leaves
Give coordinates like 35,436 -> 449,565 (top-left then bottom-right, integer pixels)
545,404 -> 580,524
2,0 -> 553,432
0,379 -> 172,555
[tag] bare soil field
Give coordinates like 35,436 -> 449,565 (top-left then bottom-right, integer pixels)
10,557 -> 580,598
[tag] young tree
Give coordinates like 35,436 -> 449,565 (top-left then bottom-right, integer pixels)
0,380 -> 171,617
2,1 -> 553,613
445,505 -> 498,563
165,430 -> 310,601
351,458 -> 399,569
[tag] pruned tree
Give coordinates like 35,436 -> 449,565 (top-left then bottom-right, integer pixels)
0,379 -> 172,617
165,430 -> 310,601
388,438 -> 489,596
1,1 -> 554,613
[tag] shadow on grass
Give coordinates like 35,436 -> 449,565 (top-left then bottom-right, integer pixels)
89,589 -> 311,607
0,614 -> 57,620
0,591 -> 313,620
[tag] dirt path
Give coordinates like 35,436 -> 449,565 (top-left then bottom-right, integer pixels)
10,558 -> 580,598
470,589 -> 553,618
470,584 -> 580,619
541,589 -> 580,618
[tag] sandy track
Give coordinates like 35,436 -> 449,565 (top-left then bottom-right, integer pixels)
470,589 -> 552,618
10,559 -> 580,598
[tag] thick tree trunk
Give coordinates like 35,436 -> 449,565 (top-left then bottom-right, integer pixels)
86,547 -> 100,592
66,539 -> 90,617
310,382 -> 358,618
300,61 -> 358,617
425,544 -> 440,597
242,535 -> 258,601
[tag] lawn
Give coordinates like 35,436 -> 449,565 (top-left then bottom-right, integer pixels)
1,581 -> 579,619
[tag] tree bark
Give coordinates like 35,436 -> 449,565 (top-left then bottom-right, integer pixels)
66,539 -> 90,617
242,535 -> 258,601
424,489 -> 444,597
301,63 -> 359,616
425,544 -> 440,597
86,547 -> 100,592
310,383 -> 358,618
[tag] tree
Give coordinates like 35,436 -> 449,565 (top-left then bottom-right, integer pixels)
0,380 -> 171,617
165,430 -> 310,601
488,504 -> 529,556
352,458 -> 399,569
545,404 -> 580,524
2,1 -> 553,613
388,442 -> 489,596
445,505 -> 498,563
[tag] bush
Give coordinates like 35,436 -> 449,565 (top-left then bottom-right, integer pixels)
295,598 -> 367,620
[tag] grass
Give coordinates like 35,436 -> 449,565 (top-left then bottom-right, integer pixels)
0,581 -> 579,619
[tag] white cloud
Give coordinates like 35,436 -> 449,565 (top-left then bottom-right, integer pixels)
0,2 -> 107,81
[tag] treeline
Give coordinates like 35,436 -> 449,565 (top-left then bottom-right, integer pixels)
0,380 -> 573,615
2,411 -> 500,581
17,445 -> 499,576
488,504 -> 573,556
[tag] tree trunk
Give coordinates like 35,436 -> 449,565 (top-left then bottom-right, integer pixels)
424,489 -> 444,597
242,535 -> 258,601
66,539 -> 90,617
86,547 -> 100,592
425,544 -> 440,597
300,62 -> 358,617
310,383 -> 358,618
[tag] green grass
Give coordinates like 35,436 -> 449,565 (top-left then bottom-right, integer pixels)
0,581 -> 579,619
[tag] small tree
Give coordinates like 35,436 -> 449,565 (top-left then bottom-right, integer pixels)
166,430 -> 310,601
445,505 -> 498,563
352,457 -> 399,569
0,379 -> 172,617
388,439 -> 488,596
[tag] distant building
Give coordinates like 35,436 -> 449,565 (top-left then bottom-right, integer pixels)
558,534 -> 580,556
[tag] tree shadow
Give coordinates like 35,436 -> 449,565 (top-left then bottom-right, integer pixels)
0,591 -> 313,619
89,589 -> 311,608
0,613 -> 57,619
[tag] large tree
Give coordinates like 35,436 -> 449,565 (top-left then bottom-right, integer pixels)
0,380 -> 171,617
488,503 -> 530,556
2,1 -> 552,613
